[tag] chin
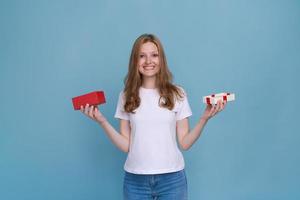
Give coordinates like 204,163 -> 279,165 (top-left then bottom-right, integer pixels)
142,73 -> 157,78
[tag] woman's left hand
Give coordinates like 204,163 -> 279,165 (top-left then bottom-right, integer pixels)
201,100 -> 227,121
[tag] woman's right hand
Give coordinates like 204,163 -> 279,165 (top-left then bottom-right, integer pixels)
80,104 -> 107,124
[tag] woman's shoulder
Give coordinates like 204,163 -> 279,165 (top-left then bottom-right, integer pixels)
117,89 -> 126,101
174,85 -> 187,96
119,89 -> 125,95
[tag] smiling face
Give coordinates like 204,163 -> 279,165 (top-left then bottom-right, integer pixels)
137,42 -> 160,78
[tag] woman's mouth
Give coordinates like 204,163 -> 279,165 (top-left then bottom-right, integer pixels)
143,66 -> 155,70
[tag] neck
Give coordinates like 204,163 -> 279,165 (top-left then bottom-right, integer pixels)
142,76 -> 157,89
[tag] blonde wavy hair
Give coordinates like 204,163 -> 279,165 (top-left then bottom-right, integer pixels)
123,34 -> 184,113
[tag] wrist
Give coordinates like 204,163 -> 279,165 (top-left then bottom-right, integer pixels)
199,117 -> 208,123
97,118 -> 107,126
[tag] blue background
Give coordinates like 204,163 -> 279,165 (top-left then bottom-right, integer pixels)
1,0 -> 299,199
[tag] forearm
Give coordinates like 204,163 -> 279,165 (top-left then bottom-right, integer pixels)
181,118 -> 208,150
97,120 -> 129,153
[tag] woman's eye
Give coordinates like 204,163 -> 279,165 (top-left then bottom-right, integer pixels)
152,54 -> 159,57
139,55 -> 145,58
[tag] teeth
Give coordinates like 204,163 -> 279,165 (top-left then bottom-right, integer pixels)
144,66 -> 154,70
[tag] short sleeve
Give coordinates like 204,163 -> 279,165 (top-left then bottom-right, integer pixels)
114,91 -> 130,120
175,88 -> 192,121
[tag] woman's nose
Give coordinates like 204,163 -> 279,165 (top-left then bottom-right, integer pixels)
145,56 -> 151,64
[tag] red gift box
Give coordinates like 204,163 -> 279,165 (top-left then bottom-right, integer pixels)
72,91 -> 106,110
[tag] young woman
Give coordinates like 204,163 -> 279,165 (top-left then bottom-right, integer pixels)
81,34 -> 226,200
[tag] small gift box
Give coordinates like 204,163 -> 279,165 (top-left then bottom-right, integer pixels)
72,91 -> 106,110
203,92 -> 235,105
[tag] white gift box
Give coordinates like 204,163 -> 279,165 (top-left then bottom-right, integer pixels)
203,92 -> 235,105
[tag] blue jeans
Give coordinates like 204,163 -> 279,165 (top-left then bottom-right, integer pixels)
123,169 -> 188,200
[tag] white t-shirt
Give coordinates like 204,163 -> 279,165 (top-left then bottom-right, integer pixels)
114,86 -> 192,174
